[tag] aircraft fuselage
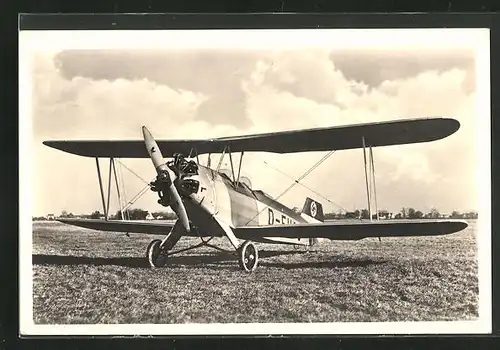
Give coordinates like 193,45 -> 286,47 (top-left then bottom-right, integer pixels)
180,164 -> 310,245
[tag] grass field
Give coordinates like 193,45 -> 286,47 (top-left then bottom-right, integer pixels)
32,220 -> 478,324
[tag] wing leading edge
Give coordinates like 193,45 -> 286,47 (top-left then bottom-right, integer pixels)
58,218 -> 175,234
58,218 -> 468,241
233,220 -> 468,241
43,117 -> 459,158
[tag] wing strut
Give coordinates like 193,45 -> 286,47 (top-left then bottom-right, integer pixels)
111,158 -> 125,220
228,146 -> 236,183
106,157 -> 113,218
113,159 -> 158,217
95,157 -> 127,220
370,147 -> 379,220
95,158 -> 108,219
93,157 -> 154,221
361,137 -> 371,220
236,151 -> 245,187
216,145 -> 228,172
361,138 -> 379,221
117,160 -> 129,218
188,147 -> 200,165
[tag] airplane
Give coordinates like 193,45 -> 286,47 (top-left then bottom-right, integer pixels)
43,117 -> 468,272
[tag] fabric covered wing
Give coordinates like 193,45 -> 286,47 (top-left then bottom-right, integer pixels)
58,218 -> 174,234
43,118 -> 459,158
233,220 -> 468,241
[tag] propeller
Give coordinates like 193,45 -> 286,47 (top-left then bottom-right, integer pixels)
142,126 -> 190,233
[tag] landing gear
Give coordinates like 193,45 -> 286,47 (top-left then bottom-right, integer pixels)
145,233 -> 260,272
146,239 -> 168,268
238,240 -> 259,272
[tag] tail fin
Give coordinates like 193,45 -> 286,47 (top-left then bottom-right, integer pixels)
300,197 -> 324,223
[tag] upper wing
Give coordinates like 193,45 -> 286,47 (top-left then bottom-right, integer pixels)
233,220 -> 468,241
43,118 -> 459,158
58,218 -> 174,234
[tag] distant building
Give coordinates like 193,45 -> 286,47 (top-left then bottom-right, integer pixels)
46,214 -> 55,220
378,212 -> 392,220
376,211 -> 393,220
146,212 -> 154,220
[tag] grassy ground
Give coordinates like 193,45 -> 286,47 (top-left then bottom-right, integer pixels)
32,221 -> 478,324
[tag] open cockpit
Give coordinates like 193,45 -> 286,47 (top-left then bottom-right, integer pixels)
218,168 -> 255,197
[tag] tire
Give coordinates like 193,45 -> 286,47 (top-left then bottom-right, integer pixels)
146,239 -> 168,268
238,240 -> 259,272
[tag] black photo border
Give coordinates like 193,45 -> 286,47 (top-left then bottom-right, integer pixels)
4,5 -> 500,350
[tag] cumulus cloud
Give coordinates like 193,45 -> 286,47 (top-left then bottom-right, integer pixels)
33,54 -> 208,140
31,48 -> 479,217
54,50 -> 259,128
329,49 -> 476,94
261,49 -> 349,106
236,52 -> 477,214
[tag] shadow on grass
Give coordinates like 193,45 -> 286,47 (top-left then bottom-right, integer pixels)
261,258 -> 387,269
32,250 -> 309,269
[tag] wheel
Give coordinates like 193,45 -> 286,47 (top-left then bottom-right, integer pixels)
146,239 -> 168,268
238,241 -> 259,272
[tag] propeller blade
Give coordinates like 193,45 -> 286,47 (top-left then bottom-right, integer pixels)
166,183 -> 190,233
142,126 -> 169,173
142,126 -> 190,232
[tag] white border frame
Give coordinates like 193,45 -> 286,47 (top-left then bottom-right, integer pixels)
19,28 -> 491,335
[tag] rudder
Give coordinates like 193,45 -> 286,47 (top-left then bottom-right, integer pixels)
301,197 -> 324,223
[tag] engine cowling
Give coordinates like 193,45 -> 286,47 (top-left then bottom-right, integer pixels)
150,153 -> 201,206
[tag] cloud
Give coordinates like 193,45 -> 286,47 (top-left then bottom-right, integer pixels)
33,54 -> 208,140
258,49 -> 349,106
54,50 -> 259,128
237,54 -> 477,214
33,53 -> 210,215
329,49 -> 476,94
31,48 -> 478,217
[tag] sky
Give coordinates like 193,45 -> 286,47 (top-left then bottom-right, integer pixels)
22,29 -> 487,217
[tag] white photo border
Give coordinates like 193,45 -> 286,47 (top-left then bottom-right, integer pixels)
19,28 -> 491,335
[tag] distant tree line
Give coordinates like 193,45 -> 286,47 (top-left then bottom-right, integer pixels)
324,207 -> 478,220
33,207 -> 478,221
83,209 -> 178,220
108,209 -> 177,220
33,208 -> 178,221
32,216 -> 51,221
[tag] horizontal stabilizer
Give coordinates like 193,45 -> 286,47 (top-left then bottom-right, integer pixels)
234,220 -> 468,241
44,118 -> 459,158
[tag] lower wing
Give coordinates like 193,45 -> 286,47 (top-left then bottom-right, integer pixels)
234,220 -> 468,241
58,218 -> 468,241
57,218 -> 175,234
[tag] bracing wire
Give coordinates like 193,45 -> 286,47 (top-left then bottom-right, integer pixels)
263,159 -> 348,213
244,150 -> 336,225
115,159 -> 150,186
272,150 -> 335,202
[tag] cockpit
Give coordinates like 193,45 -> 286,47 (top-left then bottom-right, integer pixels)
219,168 -> 255,196
239,176 -> 252,189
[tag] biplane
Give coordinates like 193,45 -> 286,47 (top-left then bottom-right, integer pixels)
43,117 -> 468,272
